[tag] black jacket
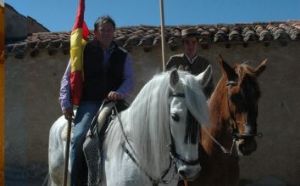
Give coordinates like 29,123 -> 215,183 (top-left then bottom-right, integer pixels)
81,40 -> 127,101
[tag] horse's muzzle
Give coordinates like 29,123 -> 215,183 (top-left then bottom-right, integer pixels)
237,138 -> 257,156
177,164 -> 201,181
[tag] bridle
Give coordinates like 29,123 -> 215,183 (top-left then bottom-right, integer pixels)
200,80 -> 263,157
115,91 -> 200,186
168,92 -> 201,166
226,80 -> 263,140
209,80 -> 262,157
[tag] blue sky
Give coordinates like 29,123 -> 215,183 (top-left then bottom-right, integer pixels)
5,0 -> 300,32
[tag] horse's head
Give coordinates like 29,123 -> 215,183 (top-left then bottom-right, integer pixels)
168,67 -> 210,180
219,55 -> 267,156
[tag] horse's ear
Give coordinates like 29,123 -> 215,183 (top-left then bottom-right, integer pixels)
218,55 -> 238,81
196,65 -> 212,87
255,58 -> 267,77
170,69 -> 179,88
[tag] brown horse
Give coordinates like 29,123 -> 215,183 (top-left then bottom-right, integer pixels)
186,56 -> 267,186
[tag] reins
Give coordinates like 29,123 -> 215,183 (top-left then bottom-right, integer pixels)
201,127 -> 236,155
114,90 -> 203,185
114,105 -> 177,186
200,82 -> 240,156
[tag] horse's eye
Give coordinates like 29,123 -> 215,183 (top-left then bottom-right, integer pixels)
171,113 -> 180,122
226,81 -> 238,87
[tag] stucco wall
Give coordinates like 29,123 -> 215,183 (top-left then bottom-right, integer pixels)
5,51 -> 68,165
4,41 -> 300,185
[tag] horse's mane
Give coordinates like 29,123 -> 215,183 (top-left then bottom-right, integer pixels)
104,71 -> 208,176
235,63 -> 262,97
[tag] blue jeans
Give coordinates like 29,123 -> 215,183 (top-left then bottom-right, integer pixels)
70,101 -> 101,186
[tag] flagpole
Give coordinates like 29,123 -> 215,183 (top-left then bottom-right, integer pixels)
159,0 -> 166,71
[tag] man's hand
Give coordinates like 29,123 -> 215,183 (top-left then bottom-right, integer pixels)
107,91 -> 123,101
63,108 -> 74,121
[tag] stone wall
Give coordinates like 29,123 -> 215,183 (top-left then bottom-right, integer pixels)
4,41 -> 300,185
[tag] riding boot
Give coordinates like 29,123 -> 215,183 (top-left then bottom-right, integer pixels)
83,134 -> 101,186
82,102 -> 115,186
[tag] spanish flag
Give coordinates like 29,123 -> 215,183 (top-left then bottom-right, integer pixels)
70,0 -> 89,106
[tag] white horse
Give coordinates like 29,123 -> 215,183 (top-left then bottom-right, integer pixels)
49,67 -> 212,186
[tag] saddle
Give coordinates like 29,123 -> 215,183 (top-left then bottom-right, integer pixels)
61,100 -> 128,142
88,100 -> 129,138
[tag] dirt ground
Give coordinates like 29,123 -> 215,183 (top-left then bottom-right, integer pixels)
5,178 -> 46,186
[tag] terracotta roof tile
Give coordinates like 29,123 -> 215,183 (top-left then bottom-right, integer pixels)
243,29 -> 257,42
5,21 -> 300,58
214,30 -> 227,42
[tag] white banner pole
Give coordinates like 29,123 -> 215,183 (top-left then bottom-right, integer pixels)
159,0 -> 166,71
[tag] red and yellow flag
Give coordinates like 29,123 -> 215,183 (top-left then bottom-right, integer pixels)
70,0 -> 89,106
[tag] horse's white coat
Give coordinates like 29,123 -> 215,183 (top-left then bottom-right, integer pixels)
49,68 -> 211,186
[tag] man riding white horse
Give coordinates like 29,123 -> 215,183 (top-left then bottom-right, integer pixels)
58,7 -> 134,185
